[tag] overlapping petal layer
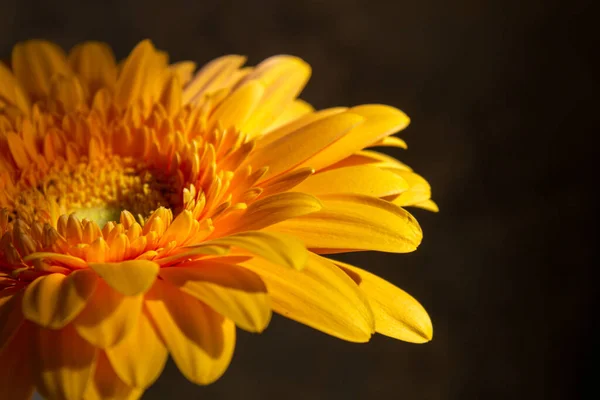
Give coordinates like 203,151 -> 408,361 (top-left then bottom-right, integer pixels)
0,39 -> 436,399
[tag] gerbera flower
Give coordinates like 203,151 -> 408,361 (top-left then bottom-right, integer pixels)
0,39 -> 437,399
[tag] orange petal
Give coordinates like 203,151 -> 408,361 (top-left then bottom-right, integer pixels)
84,351 -> 143,400
88,260 -> 159,296
114,40 -> 154,108
242,253 -> 374,342
32,324 -> 97,400
74,279 -> 142,348
68,41 -> 117,95
22,269 -> 98,329
0,62 -> 31,114
12,39 -> 71,99
105,311 -> 167,389
145,280 -> 236,385
160,261 -> 271,332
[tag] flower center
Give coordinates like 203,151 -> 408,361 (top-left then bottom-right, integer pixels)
5,156 -> 180,228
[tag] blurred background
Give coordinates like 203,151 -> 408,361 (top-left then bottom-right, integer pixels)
1,0 -> 594,399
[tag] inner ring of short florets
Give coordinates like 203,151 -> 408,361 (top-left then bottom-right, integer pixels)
8,155 -> 182,228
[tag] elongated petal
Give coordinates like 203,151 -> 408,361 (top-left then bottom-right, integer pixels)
200,231 -> 308,270
88,260 -> 159,296
0,323 -> 34,400
85,351 -> 143,400
208,80 -> 264,132
160,261 -> 271,332
169,61 -> 196,86
74,279 -> 143,348
270,194 -> 422,253
412,199 -> 439,212
22,269 -> 97,329
182,55 -> 246,104
214,192 -> 321,235
242,253 -> 374,342
145,280 -> 236,385
390,170 -> 433,207
33,324 -> 97,400
335,261 -> 433,343
12,40 -> 71,99
265,99 -> 314,132
0,288 -> 24,352
0,62 -> 30,113
247,112 -> 365,182
300,105 -> 410,171
114,40 -> 154,108
105,311 -> 167,389
241,57 -> 312,136
294,165 -> 409,197
68,41 -> 117,95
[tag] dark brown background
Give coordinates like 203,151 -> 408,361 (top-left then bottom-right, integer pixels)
1,0 -> 595,399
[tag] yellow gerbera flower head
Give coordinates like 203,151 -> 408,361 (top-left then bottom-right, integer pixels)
0,39 -> 437,399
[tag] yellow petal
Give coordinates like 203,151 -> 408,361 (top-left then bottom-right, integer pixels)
68,41 -> 117,95
327,149 -> 413,171
74,279 -> 143,348
369,135 -> 408,149
33,324 -> 97,400
0,62 -> 31,114
412,199 -> 439,212
85,351 -> 143,400
258,167 -> 315,198
214,192 -> 322,235
12,40 -> 71,99
207,80 -> 264,132
169,61 -> 196,86
294,165 -> 409,197
265,99 -> 314,132
390,170 -> 433,207
160,260 -> 271,332
145,280 -> 236,385
247,112 -> 365,182
105,311 -> 167,389
22,270 -> 98,329
114,40 -> 154,108
335,260 -> 433,343
270,194 -> 422,253
200,231 -> 308,270
300,105 -> 410,171
241,57 -> 312,136
182,55 -> 246,104
0,288 -> 24,352
88,260 -> 159,296
0,324 -> 34,400
242,253 -> 374,342
256,107 -> 347,149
